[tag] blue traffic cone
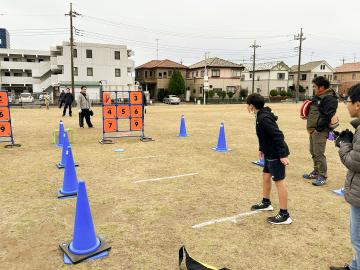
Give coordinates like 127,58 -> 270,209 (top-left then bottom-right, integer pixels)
212,123 -> 231,152
56,120 -> 65,148
60,181 -> 111,264
58,146 -> 78,199
178,115 -> 189,137
57,132 -> 69,169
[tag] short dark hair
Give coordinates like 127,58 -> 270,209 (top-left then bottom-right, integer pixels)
312,76 -> 330,89
348,83 -> 360,103
246,93 -> 265,109
81,85 -> 86,90
66,87 -> 70,90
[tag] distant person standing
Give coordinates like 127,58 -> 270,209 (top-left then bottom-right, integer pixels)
77,86 -> 93,128
59,90 -> 65,108
44,93 -> 50,110
63,88 -> 74,117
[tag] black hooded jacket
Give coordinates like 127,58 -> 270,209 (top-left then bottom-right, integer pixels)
256,107 -> 290,159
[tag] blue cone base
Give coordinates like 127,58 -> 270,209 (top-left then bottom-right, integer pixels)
58,189 -> 78,199
56,144 -> 63,148
113,148 -> 125,152
252,160 -> 265,167
212,147 -> 232,152
60,237 -> 111,265
332,188 -> 345,196
56,163 -> 79,169
64,251 -> 109,264
177,134 -> 190,137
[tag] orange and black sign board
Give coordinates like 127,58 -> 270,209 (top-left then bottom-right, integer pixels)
0,91 -> 19,147
100,90 -> 145,142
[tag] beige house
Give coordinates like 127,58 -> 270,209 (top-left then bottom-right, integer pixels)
290,60 -> 337,97
334,62 -> 360,95
135,59 -> 187,100
186,57 -> 244,98
241,61 -> 291,97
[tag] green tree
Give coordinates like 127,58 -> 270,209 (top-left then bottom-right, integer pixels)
168,70 -> 185,96
227,92 -> 235,99
240,89 -> 248,100
208,90 -> 215,98
270,89 -> 279,96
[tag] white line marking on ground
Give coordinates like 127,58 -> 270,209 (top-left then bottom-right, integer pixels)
134,173 -> 199,184
192,211 -> 260,229
118,155 -> 163,161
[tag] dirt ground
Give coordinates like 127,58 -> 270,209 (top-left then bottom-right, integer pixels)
0,103 -> 355,270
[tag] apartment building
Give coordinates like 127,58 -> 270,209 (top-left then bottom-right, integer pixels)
334,62 -> 360,95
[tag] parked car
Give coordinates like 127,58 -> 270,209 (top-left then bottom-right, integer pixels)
163,95 -> 180,105
19,93 -> 34,103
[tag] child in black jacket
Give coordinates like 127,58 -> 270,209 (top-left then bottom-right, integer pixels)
246,93 -> 292,225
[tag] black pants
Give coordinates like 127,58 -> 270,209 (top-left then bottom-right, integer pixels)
63,104 -> 72,116
79,109 -> 93,128
59,100 -> 65,108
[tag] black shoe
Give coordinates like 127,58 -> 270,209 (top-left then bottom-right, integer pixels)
330,265 -> 350,270
303,170 -> 318,179
267,213 -> 293,225
312,175 -> 327,186
251,201 -> 274,211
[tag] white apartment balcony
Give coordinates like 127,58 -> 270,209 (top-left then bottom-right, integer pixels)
0,76 -> 37,85
0,61 -> 40,70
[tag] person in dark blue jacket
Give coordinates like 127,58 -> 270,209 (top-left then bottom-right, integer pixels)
246,93 -> 292,225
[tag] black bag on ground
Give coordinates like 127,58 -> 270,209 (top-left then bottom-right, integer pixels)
179,246 -> 230,270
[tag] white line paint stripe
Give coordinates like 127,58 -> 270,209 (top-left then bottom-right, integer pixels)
134,173 -> 199,184
118,155 -> 163,161
192,211 -> 260,229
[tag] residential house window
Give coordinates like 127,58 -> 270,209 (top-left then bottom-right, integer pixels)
289,74 -> 294,80
196,71 -> 199,77
26,59 -> 35,62
200,87 -> 203,94
73,67 -> 78,76
334,75 -> 337,80
353,73 -> 356,80
163,72 -> 167,77
186,72 -> 190,79
127,67 -> 132,77
145,71 -> 148,78
277,73 -> 285,80
87,67 -> 93,76
250,73 -> 253,79
150,71 -> 153,77
226,86 -> 236,92
4,72 -> 10,76
256,88 -> 261,93
13,58 -> 18,62
329,75 -> 333,81
3,57 -> 9,61
241,74 -> 245,81
136,71 -> 140,77
212,69 -> 220,77
213,88 -> 222,92
158,72 -> 162,78
201,70 -> 204,77
86,49 -> 93,58
115,68 -> 121,77
341,74 -> 344,80
39,59 -> 44,62
193,89 -> 196,94
301,74 -> 307,80
320,64 -> 325,70
192,71 -> 195,78
73,49 -> 77,58
27,71 -> 32,77
114,51 -> 120,60
232,70 -> 241,77
257,75 -> 260,81
14,72 -> 22,77
168,70 -> 172,77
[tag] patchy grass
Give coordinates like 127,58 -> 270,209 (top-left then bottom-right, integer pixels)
0,103 -> 353,269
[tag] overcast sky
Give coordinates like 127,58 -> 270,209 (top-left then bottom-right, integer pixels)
1,0 -> 360,68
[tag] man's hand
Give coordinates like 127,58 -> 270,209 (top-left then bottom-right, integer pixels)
280,157 -> 290,166
259,151 -> 264,160
335,129 -> 353,147
78,109 -> 82,113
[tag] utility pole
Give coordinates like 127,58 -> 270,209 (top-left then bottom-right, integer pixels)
294,28 -> 306,103
341,57 -> 346,65
250,40 -> 260,94
155,39 -> 159,60
203,52 -> 209,105
65,3 -> 80,95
